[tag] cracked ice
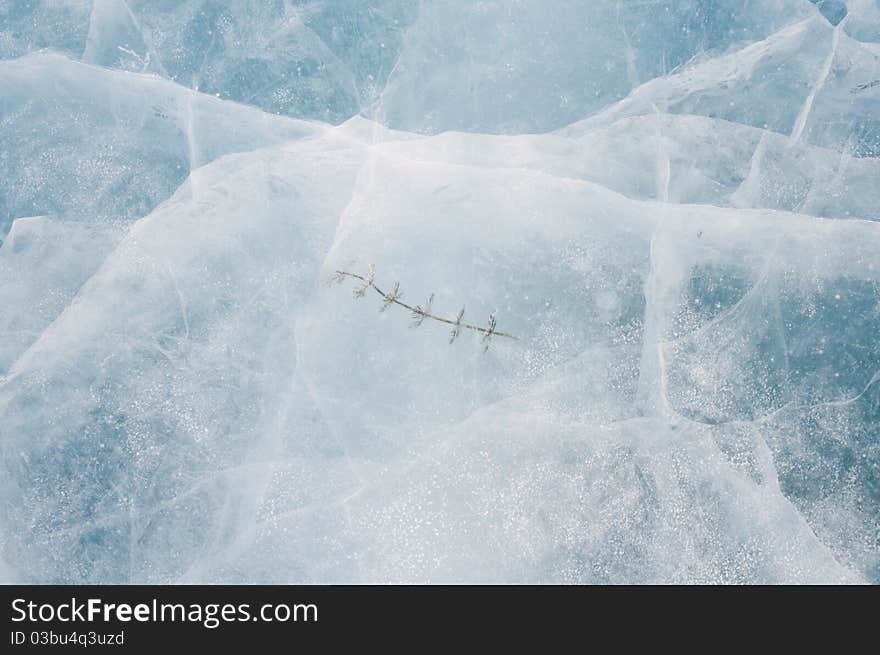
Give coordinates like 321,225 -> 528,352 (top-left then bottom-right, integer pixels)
0,1 -> 878,583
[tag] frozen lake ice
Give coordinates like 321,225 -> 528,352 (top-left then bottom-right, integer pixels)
0,0 -> 878,583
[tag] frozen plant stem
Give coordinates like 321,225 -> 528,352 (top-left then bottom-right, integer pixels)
333,269 -> 518,344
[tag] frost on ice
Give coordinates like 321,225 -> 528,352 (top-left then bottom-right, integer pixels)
0,1 -> 878,583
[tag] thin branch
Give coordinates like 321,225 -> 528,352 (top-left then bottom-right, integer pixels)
333,269 -> 519,341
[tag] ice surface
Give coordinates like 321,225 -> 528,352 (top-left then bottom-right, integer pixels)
563,15 -> 880,155
0,215 -> 121,373
0,52 -> 317,234
1,2 -> 878,583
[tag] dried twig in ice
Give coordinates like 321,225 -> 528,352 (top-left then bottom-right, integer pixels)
331,266 -> 518,348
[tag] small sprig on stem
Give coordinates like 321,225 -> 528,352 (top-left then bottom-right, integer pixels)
449,307 -> 465,344
381,281 -> 402,312
481,312 -> 497,352
353,264 -> 375,299
411,293 -> 434,328
331,266 -> 518,348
